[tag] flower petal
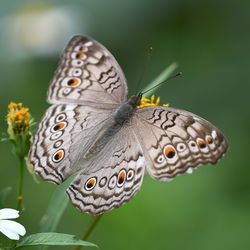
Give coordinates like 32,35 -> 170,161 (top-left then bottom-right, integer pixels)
0,225 -> 20,240
0,220 -> 26,240
0,208 -> 19,220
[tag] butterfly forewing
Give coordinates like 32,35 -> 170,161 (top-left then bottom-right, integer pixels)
29,104 -> 113,184
47,35 -> 128,107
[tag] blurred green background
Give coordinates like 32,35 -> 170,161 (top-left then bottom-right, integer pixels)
0,0 -> 249,249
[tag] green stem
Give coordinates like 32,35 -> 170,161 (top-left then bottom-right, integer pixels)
73,215 -> 103,250
17,156 -> 25,211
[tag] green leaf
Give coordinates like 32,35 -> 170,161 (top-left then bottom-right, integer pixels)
13,233 -> 97,249
38,175 -> 76,250
40,176 -> 75,232
142,62 -> 178,97
0,187 -> 12,208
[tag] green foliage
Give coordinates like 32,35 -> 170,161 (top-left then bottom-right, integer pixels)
37,179 -> 72,250
11,233 -> 97,249
0,1 -> 250,249
0,187 -> 12,208
142,62 -> 178,97
39,177 -> 74,233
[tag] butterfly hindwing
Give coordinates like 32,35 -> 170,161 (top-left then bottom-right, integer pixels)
133,106 -> 228,181
47,35 -> 128,107
29,104 -> 113,184
67,126 -> 145,215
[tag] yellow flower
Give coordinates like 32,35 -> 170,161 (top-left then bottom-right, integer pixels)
7,102 -> 32,137
6,102 -> 34,158
137,95 -> 169,108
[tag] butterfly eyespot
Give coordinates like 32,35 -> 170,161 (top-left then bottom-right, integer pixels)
75,52 -> 87,60
50,130 -> 64,140
157,155 -> 165,163
127,170 -> 134,181
80,46 -> 88,52
177,143 -> 186,152
63,88 -> 71,95
53,140 -> 63,148
67,78 -> 80,87
85,177 -> 97,191
52,149 -> 65,163
117,170 -> 126,187
99,177 -> 107,187
108,175 -> 117,189
164,145 -> 176,159
206,136 -> 214,144
51,122 -> 67,132
189,141 -> 197,148
55,113 -> 66,122
72,59 -> 84,67
197,138 -> 206,148
73,69 -> 82,76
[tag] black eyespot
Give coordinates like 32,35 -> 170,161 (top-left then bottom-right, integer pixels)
127,170 -> 134,181
206,136 -> 214,144
85,177 -> 97,191
197,139 -> 206,148
117,170 -> 126,187
55,113 -> 66,122
52,149 -> 65,163
51,122 -> 67,133
164,146 -> 176,159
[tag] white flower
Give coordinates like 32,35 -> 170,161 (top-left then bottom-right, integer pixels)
0,208 -> 26,240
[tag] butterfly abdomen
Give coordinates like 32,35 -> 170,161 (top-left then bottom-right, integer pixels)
114,102 -> 136,124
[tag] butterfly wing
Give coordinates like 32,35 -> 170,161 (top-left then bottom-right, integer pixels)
47,35 -> 128,107
133,106 -> 228,181
29,104 -> 114,184
66,125 -> 145,215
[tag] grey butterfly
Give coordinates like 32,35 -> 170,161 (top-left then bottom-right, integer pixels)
29,35 -> 228,216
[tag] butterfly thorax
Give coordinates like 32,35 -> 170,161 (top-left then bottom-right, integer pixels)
113,94 -> 142,125
85,95 -> 142,159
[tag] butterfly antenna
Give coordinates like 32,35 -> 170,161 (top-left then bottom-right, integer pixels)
135,47 -> 153,95
142,72 -> 182,95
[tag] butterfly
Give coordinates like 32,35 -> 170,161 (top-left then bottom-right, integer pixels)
29,35 -> 228,216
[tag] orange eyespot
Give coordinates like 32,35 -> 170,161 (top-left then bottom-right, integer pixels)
76,52 -> 86,59
52,149 -> 65,162
80,46 -> 88,52
85,177 -> 97,191
67,78 -> 80,86
56,113 -> 66,122
197,139 -> 206,148
118,170 -> 126,186
206,136 -> 213,144
52,122 -> 66,132
164,146 -> 176,159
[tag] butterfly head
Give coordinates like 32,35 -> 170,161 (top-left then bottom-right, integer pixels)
129,93 -> 143,108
